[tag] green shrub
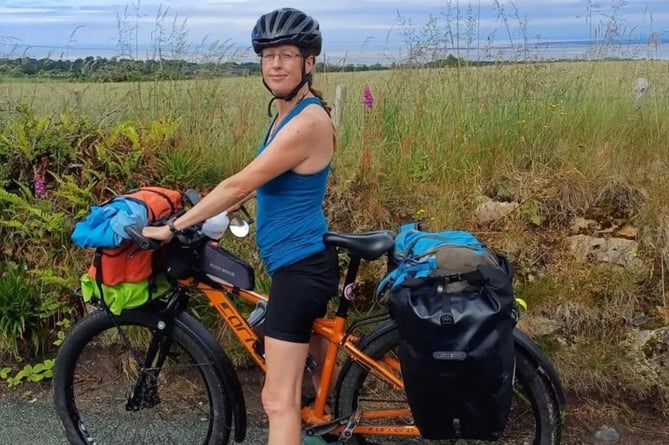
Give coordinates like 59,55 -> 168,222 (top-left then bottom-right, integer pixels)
0,262 -> 59,360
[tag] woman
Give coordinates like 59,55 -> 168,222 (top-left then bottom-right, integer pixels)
142,7 -> 339,445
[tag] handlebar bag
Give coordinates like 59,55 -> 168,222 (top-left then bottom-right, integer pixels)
72,187 -> 183,314
87,187 -> 183,286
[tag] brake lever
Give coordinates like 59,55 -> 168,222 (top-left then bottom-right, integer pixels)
240,204 -> 254,225
183,188 -> 201,206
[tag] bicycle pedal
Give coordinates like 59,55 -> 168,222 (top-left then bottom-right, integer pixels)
303,415 -> 349,437
337,410 -> 361,443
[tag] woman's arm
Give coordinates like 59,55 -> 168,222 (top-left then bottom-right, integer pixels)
226,190 -> 256,213
142,109 -> 325,241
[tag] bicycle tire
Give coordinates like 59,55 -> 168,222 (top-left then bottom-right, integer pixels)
53,308 -> 233,445
335,326 -> 561,445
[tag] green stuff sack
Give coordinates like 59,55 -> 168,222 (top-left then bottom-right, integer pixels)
80,273 -> 171,315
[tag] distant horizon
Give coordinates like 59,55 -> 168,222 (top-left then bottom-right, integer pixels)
1,37 -> 667,65
1,1 -> 668,64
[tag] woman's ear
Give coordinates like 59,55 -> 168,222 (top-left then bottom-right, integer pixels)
305,55 -> 315,74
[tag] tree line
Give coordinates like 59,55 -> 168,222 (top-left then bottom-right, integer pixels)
0,56 -> 399,82
0,54 -> 480,82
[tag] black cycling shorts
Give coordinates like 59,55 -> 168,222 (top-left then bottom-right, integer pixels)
264,246 -> 339,343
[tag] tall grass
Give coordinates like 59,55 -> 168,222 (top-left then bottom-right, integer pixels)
2,58 -> 668,227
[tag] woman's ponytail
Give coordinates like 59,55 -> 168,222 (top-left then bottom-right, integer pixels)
308,79 -> 332,117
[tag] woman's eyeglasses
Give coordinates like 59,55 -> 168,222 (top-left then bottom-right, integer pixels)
261,53 -> 303,64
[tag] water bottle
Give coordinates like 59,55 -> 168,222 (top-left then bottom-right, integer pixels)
248,301 -> 267,340
248,301 -> 267,360
201,210 -> 229,240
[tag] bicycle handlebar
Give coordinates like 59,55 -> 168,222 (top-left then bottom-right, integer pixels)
123,187 -> 254,251
124,223 -> 164,250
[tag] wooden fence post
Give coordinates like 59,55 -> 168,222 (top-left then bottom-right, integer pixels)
332,84 -> 347,131
70,91 -> 82,113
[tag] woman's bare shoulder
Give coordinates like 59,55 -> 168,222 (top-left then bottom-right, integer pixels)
295,102 -> 333,133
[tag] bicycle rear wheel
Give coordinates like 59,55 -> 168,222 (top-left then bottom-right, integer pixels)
335,326 -> 561,445
53,308 -> 232,445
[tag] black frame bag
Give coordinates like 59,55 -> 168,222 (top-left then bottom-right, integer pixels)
197,242 -> 255,290
389,255 -> 516,440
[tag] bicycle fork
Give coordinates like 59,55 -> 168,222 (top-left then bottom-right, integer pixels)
126,320 -> 174,411
94,290 -> 186,412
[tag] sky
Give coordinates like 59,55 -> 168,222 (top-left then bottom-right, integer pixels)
1,1 -> 668,63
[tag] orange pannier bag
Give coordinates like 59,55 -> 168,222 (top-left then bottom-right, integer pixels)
88,187 -> 183,286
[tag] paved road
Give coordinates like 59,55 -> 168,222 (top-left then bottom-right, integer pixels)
0,395 -> 273,445
0,394 -> 402,445
3,388 -> 667,445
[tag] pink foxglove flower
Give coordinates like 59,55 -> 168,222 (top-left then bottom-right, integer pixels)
363,86 -> 374,109
34,171 -> 47,198
34,156 -> 49,198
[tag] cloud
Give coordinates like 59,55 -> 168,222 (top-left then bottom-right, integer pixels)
0,7 -> 54,14
0,16 -> 83,23
1,0 -> 667,61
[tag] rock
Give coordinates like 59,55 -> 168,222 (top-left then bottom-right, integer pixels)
594,425 -> 620,443
570,217 -> 599,234
476,199 -> 519,224
643,328 -> 669,383
616,224 -> 638,239
625,327 -> 669,391
566,235 -> 643,268
595,224 -> 619,234
628,313 -> 652,328
519,315 -> 563,337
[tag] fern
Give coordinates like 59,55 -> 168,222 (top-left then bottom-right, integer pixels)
32,270 -> 76,289
146,117 -> 179,148
0,187 -> 29,208
108,121 -> 141,149
51,174 -> 98,216
0,187 -> 68,239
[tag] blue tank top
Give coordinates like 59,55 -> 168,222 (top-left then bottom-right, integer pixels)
255,97 -> 331,275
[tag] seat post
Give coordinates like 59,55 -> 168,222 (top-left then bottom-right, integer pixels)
335,255 -> 361,318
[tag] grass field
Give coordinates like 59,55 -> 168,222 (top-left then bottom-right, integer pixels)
3,61 -> 667,231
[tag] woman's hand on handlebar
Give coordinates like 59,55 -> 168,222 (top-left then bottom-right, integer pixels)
142,224 -> 173,242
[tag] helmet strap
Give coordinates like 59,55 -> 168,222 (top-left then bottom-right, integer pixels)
263,58 -> 311,117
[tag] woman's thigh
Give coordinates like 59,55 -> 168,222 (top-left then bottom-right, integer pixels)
264,247 -> 339,343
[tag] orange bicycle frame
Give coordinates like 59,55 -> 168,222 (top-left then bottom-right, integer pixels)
177,275 -> 421,437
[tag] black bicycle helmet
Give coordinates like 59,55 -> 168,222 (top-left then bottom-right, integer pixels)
252,8 -> 322,56
253,8 -> 323,115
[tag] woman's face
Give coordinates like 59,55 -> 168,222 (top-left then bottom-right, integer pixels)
261,44 -> 314,95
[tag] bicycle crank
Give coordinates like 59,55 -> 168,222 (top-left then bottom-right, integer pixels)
302,410 -> 361,443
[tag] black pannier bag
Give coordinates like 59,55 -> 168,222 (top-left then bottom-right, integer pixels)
388,254 -> 517,441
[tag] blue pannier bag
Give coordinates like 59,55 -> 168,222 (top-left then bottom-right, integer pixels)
378,223 -> 517,440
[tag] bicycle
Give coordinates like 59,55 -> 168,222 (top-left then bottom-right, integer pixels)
53,193 -> 566,445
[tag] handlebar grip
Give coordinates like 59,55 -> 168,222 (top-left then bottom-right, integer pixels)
124,224 -> 162,250
184,188 -> 201,206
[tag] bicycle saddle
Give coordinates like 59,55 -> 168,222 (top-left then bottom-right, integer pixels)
323,231 -> 395,260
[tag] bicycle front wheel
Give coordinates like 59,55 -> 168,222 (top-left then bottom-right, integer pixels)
53,308 -> 232,445
335,326 -> 562,445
